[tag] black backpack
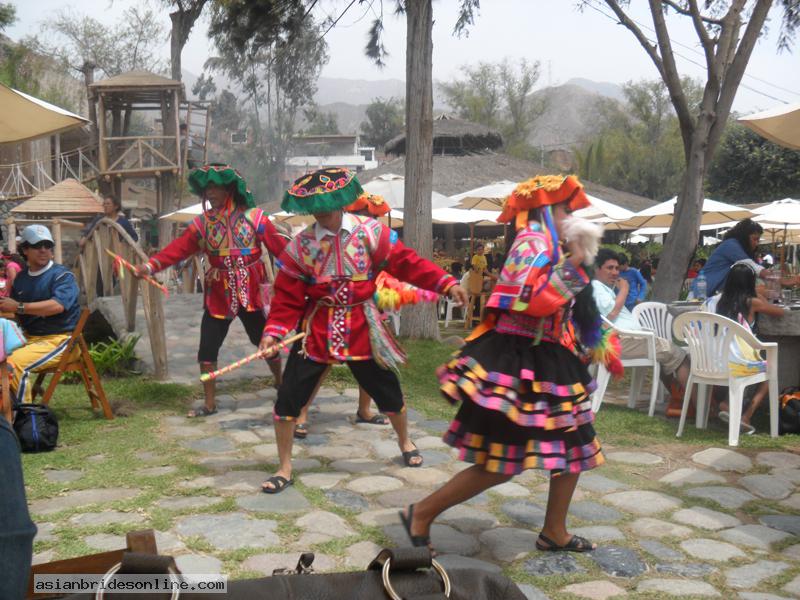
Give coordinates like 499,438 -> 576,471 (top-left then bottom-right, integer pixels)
779,387 -> 800,435
13,403 -> 59,452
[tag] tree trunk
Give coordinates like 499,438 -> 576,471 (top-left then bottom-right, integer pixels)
651,128 -> 709,301
81,62 -> 97,144
400,0 -> 438,339
159,11 -> 187,247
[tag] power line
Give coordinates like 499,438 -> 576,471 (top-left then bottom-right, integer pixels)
583,0 -> 800,103
317,0 -> 360,41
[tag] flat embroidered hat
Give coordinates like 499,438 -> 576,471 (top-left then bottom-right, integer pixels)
282,167 -> 364,214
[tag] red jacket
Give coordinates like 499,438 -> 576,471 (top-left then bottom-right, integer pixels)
264,214 -> 455,363
148,206 -> 287,318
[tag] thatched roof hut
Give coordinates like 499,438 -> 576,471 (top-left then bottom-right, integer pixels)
11,178 -> 103,217
384,115 -> 503,156
358,152 -> 656,213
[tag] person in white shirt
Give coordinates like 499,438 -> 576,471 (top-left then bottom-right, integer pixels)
592,249 -> 690,410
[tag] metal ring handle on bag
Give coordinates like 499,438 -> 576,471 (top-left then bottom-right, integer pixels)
95,562 -> 181,600
381,557 -> 451,600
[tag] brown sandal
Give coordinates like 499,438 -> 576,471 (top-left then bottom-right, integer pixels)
535,533 -> 595,553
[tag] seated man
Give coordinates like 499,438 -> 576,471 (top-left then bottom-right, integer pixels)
0,225 -> 80,405
592,249 -> 690,415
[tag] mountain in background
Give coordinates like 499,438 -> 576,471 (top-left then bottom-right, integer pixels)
564,78 -> 626,102
312,77 -> 624,150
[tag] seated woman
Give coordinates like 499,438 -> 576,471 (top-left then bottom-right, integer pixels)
706,263 -> 788,434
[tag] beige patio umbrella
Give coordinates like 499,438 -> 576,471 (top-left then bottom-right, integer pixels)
451,181 -> 517,210
362,174 -> 453,210
739,103 -> 800,151
617,197 -> 753,229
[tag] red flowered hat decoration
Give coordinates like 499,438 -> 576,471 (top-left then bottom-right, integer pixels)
282,167 -> 364,214
497,175 -> 590,229
345,192 -> 390,217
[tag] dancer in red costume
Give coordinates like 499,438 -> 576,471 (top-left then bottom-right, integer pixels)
135,164 -> 288,417
259,167 -> 468,493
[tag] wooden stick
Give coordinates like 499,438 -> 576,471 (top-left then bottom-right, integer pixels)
104,249 -> 169,296
200,332 -> 306,382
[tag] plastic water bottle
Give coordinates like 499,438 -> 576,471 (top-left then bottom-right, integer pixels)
695,272 -> 707,301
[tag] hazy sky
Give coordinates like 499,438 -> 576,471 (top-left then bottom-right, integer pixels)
7,0 -> 800,112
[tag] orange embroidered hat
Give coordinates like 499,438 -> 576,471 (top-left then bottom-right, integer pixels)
345,192 -> 391,217
497,175 -> 590,228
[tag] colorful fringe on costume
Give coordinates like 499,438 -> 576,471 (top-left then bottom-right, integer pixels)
587,327 -> 623,378
373,272 -> 439,312
364,301 -> 407,371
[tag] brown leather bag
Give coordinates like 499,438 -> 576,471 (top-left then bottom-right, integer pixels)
68,547 -> 527,600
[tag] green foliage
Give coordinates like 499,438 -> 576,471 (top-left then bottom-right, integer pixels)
206,0 -> 328,198
37,6 -> 167,76
707,123 -> 800,203
438,59 -> 545,152
0,39 -> 81,111
360,97 -> 403,148
0,2 -> 16,31
301,105 -> 340,135
192,73 -> 217,101
574,78 -> 701,201
64,337 -> 140,383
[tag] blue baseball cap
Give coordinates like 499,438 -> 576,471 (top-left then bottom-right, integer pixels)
19,224 -> 54,245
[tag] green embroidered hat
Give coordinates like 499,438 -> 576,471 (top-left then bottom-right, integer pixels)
282,167 -> 364,214
188,164 -> 255,208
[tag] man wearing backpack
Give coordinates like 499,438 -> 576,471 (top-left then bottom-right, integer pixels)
0,224 -> 80,405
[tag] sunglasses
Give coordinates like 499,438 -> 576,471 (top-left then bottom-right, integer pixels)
29,241 -> 54,250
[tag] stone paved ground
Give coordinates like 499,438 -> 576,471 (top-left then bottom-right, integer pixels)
96,294 -> 273,384
30,385 -> 800,599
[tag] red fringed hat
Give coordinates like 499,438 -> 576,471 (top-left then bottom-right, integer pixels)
498,175 -> 590,229
345,192 -> 390,217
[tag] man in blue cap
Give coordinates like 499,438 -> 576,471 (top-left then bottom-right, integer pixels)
0,224 -> 80,405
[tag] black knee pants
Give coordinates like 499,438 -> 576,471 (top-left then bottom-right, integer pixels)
197,309 -> 278,364
274,343 -> 404,420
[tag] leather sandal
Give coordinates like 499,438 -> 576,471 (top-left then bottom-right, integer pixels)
535,532 -> 595,553
401,446 -> 423,468
294,423 -> 308,439
262,475 -> 293,494
187,406 -> 217,418
399,504 -> 432,549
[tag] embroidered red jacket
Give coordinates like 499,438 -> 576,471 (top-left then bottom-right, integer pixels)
147,205 -> 287,319
264,214 -> 456,363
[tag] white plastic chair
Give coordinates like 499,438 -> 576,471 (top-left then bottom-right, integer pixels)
440,297 -> 457,327
591,316 -> 661,414
632,302 -> 673,415
672,311 -> 778,446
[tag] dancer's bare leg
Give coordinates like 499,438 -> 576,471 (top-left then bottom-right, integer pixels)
386,411 -> 423,466
262,420 -> 295,490
742,382 -> 769,425
540,472 -> 594,548
404,465 -> 512,537
189,362 -> 217,417
357,387 -> 378,420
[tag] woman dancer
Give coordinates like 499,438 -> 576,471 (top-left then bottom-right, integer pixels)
400,175 -> 619,553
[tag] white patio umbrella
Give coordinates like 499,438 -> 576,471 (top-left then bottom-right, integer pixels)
160,202 -> 205,223
618,197 -> 753,229
431,207 -> 501,226
739,103 -> 800,151
575,194 -> 635,222
752,198 -> 800,265
362,174 -> 454,210
627,234 -> 649,244
451,181 -> 517,210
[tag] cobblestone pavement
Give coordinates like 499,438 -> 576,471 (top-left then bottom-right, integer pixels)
96,294 -> 277,384
30,386 -> 800,598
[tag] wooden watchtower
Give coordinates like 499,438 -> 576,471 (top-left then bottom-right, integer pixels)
88,71 -> 184,224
